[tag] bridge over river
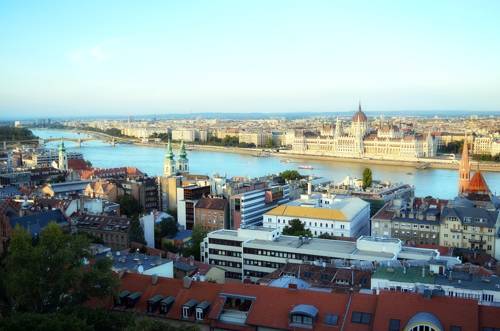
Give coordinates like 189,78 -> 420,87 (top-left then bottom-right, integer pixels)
1,130 -> 136,149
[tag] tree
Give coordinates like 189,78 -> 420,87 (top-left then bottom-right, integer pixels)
362,168 -> 372,190
117,194 -> 142,218
4,224 -> 117,313
279,169 -> 302,181
156,217 -> 178,239
129,219 -> 146,245
282,219 -> 312,237
183,224 -> 208,260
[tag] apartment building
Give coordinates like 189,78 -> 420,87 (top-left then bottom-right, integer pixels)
73,213 -> 130,250
238,131 -> 271,147
177,184 -> 211,230
194,197 -> 229,231
264,194 -> 370,238
201,227 -> 455,281
371,197 -> 447,246
121,177 -> 160,213
171,128 -> 208,142
439,206 -> 499,257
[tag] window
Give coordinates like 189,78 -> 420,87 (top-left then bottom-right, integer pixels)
182,306 -> 190,318
196,309 -> 204,320
389,319 -> 400,331
351,312 -> 371,325
450,327 -> 462,331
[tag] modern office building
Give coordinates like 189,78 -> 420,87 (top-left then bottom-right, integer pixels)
201,227 -> 457,281
229,184 -> 290,229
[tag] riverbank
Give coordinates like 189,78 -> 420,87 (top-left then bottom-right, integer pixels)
31,128 -> 500,172
134,142 -> 500,172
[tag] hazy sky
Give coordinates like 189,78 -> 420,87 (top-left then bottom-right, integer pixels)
1,0 -> 500,118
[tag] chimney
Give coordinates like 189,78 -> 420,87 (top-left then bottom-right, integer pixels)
152,274 -> 158,285
448,270 -> 453,281
307,180 -> 312,196
183,276 -> 192,289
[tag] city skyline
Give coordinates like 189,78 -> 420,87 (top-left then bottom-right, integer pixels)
1,0 -> 500,118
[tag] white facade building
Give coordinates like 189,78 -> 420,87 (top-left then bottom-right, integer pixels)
263,194 -> 370,238
201,227 -> 454,281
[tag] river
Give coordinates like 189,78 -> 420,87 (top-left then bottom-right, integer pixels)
31,129 -> 500,200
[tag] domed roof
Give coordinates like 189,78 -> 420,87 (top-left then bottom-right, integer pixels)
352,103 -> 367,122
466,171 -> 490,194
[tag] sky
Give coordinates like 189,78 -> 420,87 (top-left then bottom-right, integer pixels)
1,0 -> 500,118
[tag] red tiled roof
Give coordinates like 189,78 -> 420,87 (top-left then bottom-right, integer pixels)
91,273 -> 500,331
68,159 -> 89,171
479,306 -> 500,329
372,291 -> 478,331
466,171 -> 490,194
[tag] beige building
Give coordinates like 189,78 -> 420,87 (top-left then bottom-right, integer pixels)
439,206 -> 499,256
238,131 -> 271,147
194,197 -> 229,231
84,179 -> 121,202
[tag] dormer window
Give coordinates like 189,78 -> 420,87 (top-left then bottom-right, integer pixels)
182,299 -> 198,319
290,304 -> 318,329
195,301 -> 211,320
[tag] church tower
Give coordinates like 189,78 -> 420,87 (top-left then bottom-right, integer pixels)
58,140 -> 68,171
177,140 -> 189,174
163,140 -> 176,177
458,137 -> 471,194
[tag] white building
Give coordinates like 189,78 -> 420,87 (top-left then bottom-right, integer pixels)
292,104 -> 436,159
201,227 -> 454,281
171,128 -> 207,142
139,211 -> 172,248
263,194 -> 370,238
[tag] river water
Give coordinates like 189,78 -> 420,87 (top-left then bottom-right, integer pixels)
31,129 -> 500,200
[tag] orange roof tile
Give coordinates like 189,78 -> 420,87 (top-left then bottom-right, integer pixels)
466,171 -> 490,194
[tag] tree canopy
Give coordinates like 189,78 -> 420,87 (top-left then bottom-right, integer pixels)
362,168 -> 372,190
279,169 -> 302,181
4,223 -> 118,313
156,217 -> 178,239
129,219 -> 146,245
183,224 -> 208,260
282,219 -> 312,237
117,194 -> 143,218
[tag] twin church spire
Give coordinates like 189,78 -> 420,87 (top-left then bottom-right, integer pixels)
163,140 -> 189,177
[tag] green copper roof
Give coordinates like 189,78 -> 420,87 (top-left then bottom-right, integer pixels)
179,140 -> 188,159
58,140 -> 65,152
165,140 -> 174,160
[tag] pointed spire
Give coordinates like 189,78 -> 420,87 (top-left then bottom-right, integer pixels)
179,140 -> 187,159
58,139 -> 66,152
165,139 -> 174,160
358,101 -> 362,112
